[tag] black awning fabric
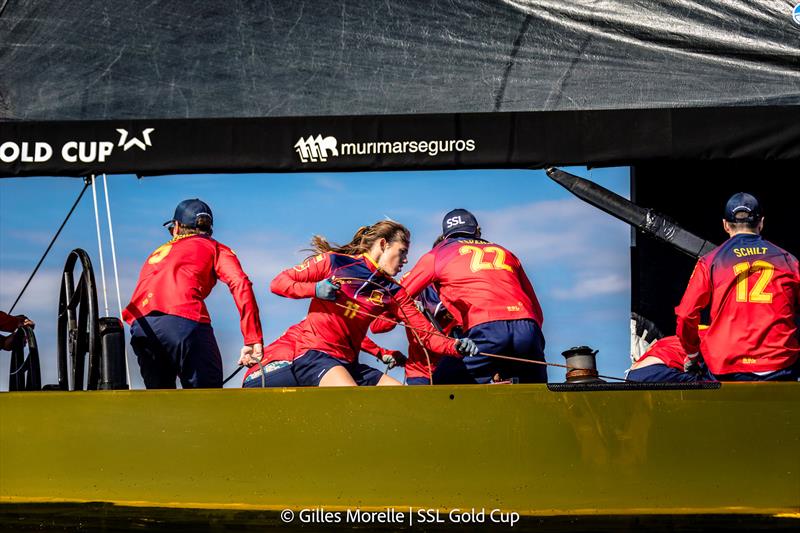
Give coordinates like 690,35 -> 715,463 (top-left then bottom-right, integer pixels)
1,1 -> 798,121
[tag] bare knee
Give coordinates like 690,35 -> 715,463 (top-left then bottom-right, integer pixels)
377,374 -> 402,386
319,366 -> 358,387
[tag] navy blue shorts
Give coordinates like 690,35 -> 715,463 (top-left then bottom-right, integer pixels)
713,360 -> 800,382
406,376 -> 431,386
130,313 -> 223,389
242,362 -> 299,388
292,350 -> 385,386
432,356 -> 475,385
627,364 -> 712,383
434,319 -> 547,384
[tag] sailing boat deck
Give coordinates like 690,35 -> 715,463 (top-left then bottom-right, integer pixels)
2,383 -> 797,519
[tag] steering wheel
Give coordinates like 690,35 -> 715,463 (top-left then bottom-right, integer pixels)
8,325 -> 40,391
56,249 -> 100,390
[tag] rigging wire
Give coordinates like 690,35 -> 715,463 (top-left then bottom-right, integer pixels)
102,173 -> 132,385
222,365 -> 244,385
90,175 -> 110,316
9,180 -> 89,313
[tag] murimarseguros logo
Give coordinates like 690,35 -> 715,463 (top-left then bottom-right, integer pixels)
294,135 -> 476,163
294,135 -> 339,163
794,3 -> 800,25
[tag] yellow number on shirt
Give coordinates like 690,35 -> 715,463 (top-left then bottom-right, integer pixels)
459,245 -> 514,273
147,244 -> 172,264
343,301 -> 361,319
732,260 -> 774,303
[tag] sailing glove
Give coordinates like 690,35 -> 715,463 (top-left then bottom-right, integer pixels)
315,279 -> 341,301
684,352 -> 703,375
455,338 -> 480,357
381,351 -> 407,370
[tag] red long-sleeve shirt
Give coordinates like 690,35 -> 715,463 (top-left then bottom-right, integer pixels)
0,311 -> 22,333
400,237 -> 543,331
123,234 -> 263,345
675,233 -> 799,375
270,252 -> 458,363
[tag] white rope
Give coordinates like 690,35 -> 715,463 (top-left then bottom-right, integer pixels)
102,173 -> 132,385
90,175 -> 110,316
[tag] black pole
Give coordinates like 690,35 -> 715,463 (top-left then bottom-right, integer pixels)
545,167 -> 716,258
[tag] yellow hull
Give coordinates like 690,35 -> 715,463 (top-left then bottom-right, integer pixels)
1,384 -> 798,518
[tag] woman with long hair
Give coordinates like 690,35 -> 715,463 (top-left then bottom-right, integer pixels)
254,220 -> 478,387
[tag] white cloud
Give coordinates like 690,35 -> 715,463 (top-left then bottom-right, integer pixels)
0,269 -> 62,315
551,273 -> 629,300
2,229 -> 55,247
476,198 -> 628,267
313,175 -> 345,192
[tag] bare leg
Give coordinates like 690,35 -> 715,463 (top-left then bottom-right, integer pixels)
319,366 -> 359,387
377,374 -> 402,386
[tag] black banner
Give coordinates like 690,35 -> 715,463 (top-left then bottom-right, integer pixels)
2,106 -> 799,177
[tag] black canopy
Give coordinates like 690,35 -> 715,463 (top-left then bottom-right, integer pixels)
1,0 -> 798,121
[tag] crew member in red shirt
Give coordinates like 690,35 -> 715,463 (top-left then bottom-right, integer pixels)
400,209 -> 546,384
627,328 -> 712,382
675,193 -> 800,381
123,199 -> 263,388
257,220 -> 478,387
0,311 -> 34,351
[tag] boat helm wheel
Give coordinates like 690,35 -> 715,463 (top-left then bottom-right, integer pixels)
8,325 -> 41,391
57,249 -> 100,391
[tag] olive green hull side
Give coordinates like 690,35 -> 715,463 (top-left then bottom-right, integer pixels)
1,384 -> 798,515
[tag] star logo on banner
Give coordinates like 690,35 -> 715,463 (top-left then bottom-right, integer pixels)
116,128 -> 155,151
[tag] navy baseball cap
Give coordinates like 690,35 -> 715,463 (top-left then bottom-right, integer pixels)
442,208 -> 479,237
164,199 -> 214,228
724,192 -> 761,222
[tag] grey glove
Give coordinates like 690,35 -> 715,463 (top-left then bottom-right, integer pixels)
315,279 -> 341,301
455,338 -> 480,357
684,352 -> 703,375
381,351 -> 407,370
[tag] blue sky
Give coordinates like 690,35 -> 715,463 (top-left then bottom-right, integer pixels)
0,167 -> 631,389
